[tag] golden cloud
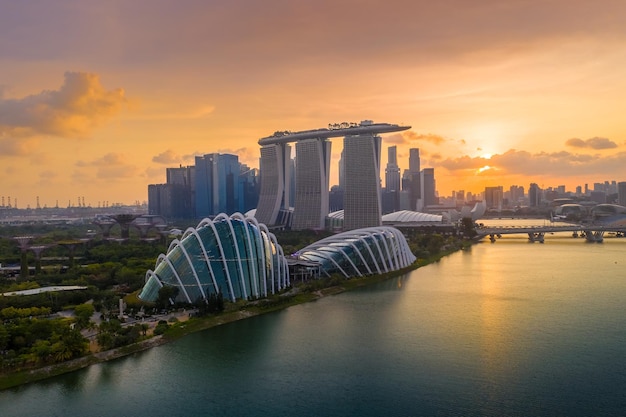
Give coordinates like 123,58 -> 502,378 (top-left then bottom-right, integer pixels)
0,72 -> 126,155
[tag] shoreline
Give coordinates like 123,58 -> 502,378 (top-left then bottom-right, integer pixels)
0,244 -> 467,391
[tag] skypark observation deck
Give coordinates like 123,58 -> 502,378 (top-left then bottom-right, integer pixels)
258,121 -> 410,145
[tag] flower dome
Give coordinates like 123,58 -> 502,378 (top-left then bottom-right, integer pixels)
295,226 -> 416,278
139,213 -> 288,304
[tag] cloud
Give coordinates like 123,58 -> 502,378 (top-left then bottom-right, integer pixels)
75,152 -> 138,180
39,170 -> 57,179
384,134 -> 406,145
0,71 -> 126,154
0,137 -> 40,156
145,166 -> 165,179
216,147 -> 258,166
438,148 -> 626,178
403,131 -> 446,145
384,131 -> 447,146
152,149 -> 182,164
565,136 -> 618,149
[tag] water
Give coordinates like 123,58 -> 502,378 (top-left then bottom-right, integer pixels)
2,229 -> 625,416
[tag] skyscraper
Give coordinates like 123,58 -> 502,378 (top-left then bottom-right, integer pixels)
408,148 -> 421,210
385,146 -> 401,192
419,168 -> 436,209
257,121 -> 410,229
343,133 -> 382,230
484,186 -> 504,210
529,183 -> 540,207
195,153 -> 242,218
291,139 -> 331,230
618,182 -> 626,206
256,143 -> 292,226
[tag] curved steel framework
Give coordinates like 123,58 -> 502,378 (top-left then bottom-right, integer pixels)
139,213 -> 289,304
295,226 -> 416,278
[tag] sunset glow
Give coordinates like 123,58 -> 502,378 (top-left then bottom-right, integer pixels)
2,0 -> 626,208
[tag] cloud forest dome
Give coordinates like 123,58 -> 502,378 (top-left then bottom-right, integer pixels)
139,213 -> 289,304
295,227 -> 416,278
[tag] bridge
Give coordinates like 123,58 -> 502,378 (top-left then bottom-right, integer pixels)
475,223 -> 625,243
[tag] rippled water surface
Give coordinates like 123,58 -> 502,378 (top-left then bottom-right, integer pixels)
2,228 -> 625,416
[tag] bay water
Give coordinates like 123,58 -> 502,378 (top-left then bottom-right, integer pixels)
2,224 -> 625,416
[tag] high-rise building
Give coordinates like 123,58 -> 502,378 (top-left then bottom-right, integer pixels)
408,148 -> 421,210
291,139 -> 331,230
343,133 -> 382,230
385,146 -> 401,192
484,186 -> 504,210
419,168 -> 436,209
618,182 -> 626,206
509,185 -> 524,206
257,121 -> 410,229
529,183 -> 541,207
195,153 -> 242,218
256,143 -> 292,226
148,165 -> 195,219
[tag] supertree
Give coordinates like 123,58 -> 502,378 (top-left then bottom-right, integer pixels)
14,236 -> 33,279
30,245 -> 50,276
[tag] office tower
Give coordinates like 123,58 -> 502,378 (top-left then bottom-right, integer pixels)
618,182 -> 626,206
419,168 -> 436,209
148,165 -> 195,219
456,190 -> 465,205
409,148 -> 421,173
195,153 -> 242,218
256,143 -> 292,226
343,133 -> 382,230
408,148 -> 421,210
509,185 -> 524,206
239,165 -> 260,214
291,139 -> 331,230
385,146 -> 401,192
484,186 -> 504,210
529,183 -> 540,207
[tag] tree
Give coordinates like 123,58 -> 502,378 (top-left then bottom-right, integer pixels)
156,286 -> 179,311
74,303 -> 95,329
460,217 -> 477,238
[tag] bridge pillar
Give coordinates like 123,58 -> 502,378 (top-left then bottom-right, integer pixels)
584,230 -> 604,243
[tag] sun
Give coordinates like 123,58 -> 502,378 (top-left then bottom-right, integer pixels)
477,165 -> 492,174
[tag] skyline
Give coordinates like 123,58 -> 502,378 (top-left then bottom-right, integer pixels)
2,0 -> 626,209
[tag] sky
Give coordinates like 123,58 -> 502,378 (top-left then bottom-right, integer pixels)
2,0 -> 626,209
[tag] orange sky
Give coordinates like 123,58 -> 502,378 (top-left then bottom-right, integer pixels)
2,0 -> 626,208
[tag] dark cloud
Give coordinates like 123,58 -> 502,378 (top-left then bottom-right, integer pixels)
566,137 -> 617,149
0,72 -> 126,155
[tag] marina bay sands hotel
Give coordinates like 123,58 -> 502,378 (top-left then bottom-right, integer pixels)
256,120 -> 410,231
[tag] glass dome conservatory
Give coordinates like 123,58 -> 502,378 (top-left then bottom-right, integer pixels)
294,226 -> 416,278
139,213 -> 289,304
